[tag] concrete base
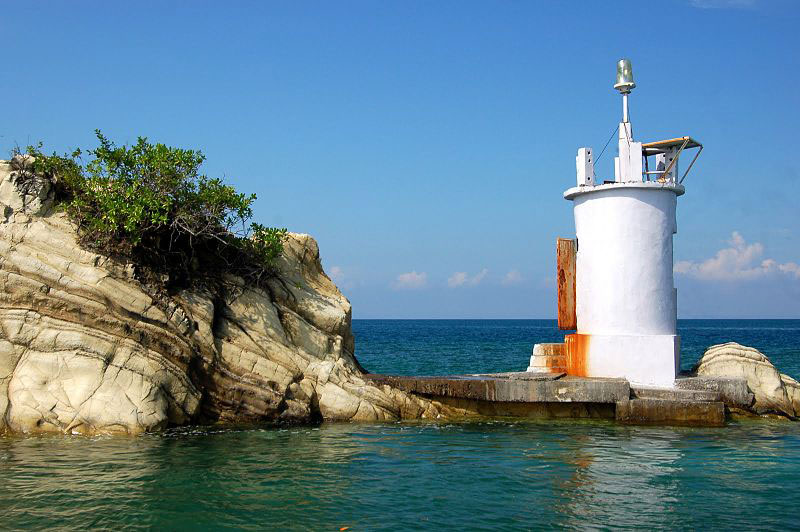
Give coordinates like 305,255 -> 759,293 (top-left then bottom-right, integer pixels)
366,373 -> 629,403
527,343 -> 566,373
431,397 -> 615,420
364,372 -> 748,427
675,375 -> 754,410
567,333 -> 679,388
616,398 -> 725,426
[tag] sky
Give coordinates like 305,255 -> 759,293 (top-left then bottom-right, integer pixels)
2,0 -> 799,318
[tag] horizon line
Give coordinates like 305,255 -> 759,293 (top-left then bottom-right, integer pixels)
351,317 -> 800,320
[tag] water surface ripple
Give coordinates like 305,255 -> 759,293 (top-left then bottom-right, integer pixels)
2,421 -> 799,530
1,319 -> 799,530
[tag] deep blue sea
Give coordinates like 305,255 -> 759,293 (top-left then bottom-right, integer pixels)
353,319 -> 800,377
1,319 -> 799,530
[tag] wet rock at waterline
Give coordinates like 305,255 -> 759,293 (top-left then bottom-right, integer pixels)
693,342 -> 798,419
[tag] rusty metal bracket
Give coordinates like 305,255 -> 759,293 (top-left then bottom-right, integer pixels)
658,137 -> 690,183
679,145 -> 703,184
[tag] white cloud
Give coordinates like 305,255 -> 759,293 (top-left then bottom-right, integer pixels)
327,265 -> 356,290
779,262 -> 800,277
447,272 -> 468,287
675,232 -> 800,281
447,268 -> 488,288
689,0 -> 755,8
501,269 -> 523,286
392,271 -> 427,290
329,266 -> 344,281
472,268 -> 488,285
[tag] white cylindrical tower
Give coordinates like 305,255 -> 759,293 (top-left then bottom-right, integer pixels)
564,182 -> 682,387
571,184 -> 680,337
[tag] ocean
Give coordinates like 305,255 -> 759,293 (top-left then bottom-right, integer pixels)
352,319 -> 800,377
1,319 -> 799,530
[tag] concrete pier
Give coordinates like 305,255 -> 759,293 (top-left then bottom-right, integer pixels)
365,372 -> 753,426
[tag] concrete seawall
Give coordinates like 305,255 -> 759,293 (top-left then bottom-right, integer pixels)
365,372 -> 755,426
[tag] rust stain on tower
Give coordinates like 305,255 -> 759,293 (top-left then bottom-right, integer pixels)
565,333 -> 590,377
557,238 -> 577,330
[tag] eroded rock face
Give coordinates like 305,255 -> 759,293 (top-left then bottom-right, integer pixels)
780,373 -> 800,417
0,160 -> 445,434
694,342 -> 797,418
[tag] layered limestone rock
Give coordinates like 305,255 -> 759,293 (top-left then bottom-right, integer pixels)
0,159 -> 447,434
779,373 -> 800,418
694,342 -> 798,419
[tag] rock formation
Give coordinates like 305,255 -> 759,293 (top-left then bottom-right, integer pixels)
0,158 -> 447,434
693,342 -> 799,419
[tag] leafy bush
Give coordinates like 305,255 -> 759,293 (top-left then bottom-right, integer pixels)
21,130 -> 287,290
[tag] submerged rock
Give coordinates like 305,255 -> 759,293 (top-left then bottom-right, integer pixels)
0,160 -> 445,434
693,342 -> 797,419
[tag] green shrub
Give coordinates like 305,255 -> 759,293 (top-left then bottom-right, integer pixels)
21,130 -> 288,291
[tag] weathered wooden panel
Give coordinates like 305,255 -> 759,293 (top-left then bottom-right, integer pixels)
557,238 -> 577,330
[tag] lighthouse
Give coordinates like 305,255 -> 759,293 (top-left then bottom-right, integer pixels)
529,59 -> 702,388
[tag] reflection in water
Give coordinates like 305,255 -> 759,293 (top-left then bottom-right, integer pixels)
1,420 -> 799,530
553,429 -> 684,529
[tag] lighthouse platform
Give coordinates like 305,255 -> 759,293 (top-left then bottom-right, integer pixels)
364,372 -> 753,426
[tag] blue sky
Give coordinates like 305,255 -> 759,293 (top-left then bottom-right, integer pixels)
2,0 -> 798,318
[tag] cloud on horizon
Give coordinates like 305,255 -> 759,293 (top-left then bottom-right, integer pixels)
328,265 -> 344,281
392,270 -> 427,290
327,265 -> 356,290
447,268 -> 488,288
675,231 -> 800,281
501,269 -> 523,286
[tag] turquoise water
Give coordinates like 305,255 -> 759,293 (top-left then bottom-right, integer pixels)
2,320 -> 799,530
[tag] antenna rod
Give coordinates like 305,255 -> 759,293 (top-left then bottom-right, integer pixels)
623,93 -> 629,123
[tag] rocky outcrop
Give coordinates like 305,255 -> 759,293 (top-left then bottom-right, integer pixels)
693,342 -> 798,419
0,159 -> 447,434
779,373 -> 800,417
